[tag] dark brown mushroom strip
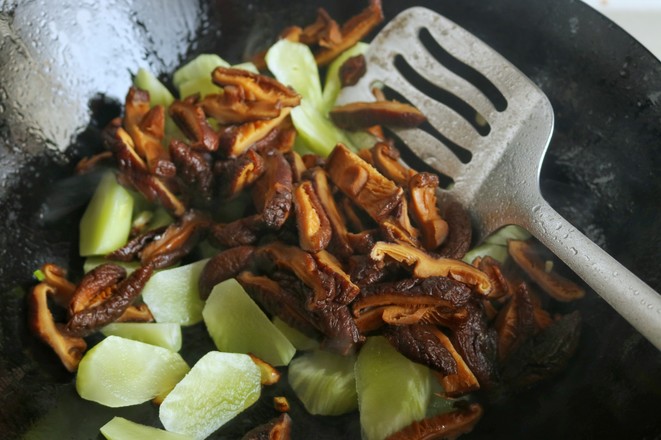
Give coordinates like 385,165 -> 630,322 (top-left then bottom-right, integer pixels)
252,151 -> 293,230
436,198 -> 472,259
380,198 -> 421,248
252,117 -> 297,155
476,256 -> 513,301
67,263 -> 154,337
68,263 -> 127,316
408,172 -> 449,251
219,107 -> 293,158
430,327 -> 480,396
315,250 -> 360,304
199,246 -> 255,300
495,282 -> 537,363
200,89 -> 282,125
114,303 -> 154,323
347,255 -> 389,287
301,153 -> 326,170
450,299 -> 499,389
29,283 -> 87,372
326,143 -> 403,222
248,354 -> 282,386
140,210 -> 209,269
297,8 -> 341,48
309,167 -> 353,259
384,325 -> 458,375
508,239 -> 585,302
236,271 -> 321,340
211,67 -> 301,108
381,305 -> 469,328
316,302 -> 364,355
273,396 -> 290,413
169,139 -> 214,206
293,181 -> 332,252
169,98 -> 220,152
241,413 -> 292,440
339,54 -> 367,87
370,242 -> 492,295
108,124 -> 186,216
501,311 -> 581,389
387,402 -> 483,440
216,149 -> 265,200
106,227 -> 166,262
39,263 -> 76,307
330,101 -> 426,131
75,151 -> 114,175
369,143 -> 413,186
285,151 -> 307,183
209,214 -> 264,248
340,196 -> 371,232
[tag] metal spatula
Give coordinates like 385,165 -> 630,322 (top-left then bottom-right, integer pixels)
336,7 -> 661,350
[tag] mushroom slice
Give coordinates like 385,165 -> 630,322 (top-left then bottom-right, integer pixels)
169,98 -> 220,152
211,67 -> 301,108
169,139 -> 214,206
140,210 -> 210,269
216,149 -> 265,200
326,143 -> 403,223
106,227 -> 166,262
39,263 -> 76,307
388,402 -> 483,440
68,263 -> 127,316
369,143 -> 413,186
339,53 -> 367,87
381,305 -> 469,328
314,250 -> 360,304
309,167 -> 353,259
293,181 -> 332,253
380,198 -> 420,248
298,8 -> 342,49
209,214 -> 263,248
383,325 -> 458,376
408,172 -> 449,251
75,151 -> 114,175
200,89 -> 282,125
508,239 -> 585,302
429,328 -> 480,397
316,303 -> 364,355
28,283 -> 87,372
370,242 -> 492,295
285,151 -> 307,183
241,413 -> 292,440
220,107 -> 292,158
114,303 -> 154,323
476,256 -> 513,301
124,87 -> 174,177
495,282 -> 537,362
198,246 -> 255,300
329,101 -> 426,130
252,151 -> 293,230
436,198 -> 472,259
253,117 -> 297,155
66,263 -> 154,337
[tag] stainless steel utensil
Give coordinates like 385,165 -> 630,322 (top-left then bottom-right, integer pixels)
337,7 -> 661,350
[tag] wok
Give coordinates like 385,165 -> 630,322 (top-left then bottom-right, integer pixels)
1,0 -> 660,438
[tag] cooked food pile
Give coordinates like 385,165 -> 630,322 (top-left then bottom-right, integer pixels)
27,1 -> 584,439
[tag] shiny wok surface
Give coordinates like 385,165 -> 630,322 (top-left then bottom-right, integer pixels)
0,0 -> 660,438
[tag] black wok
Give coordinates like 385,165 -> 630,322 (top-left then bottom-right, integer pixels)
1,0 -> 660,438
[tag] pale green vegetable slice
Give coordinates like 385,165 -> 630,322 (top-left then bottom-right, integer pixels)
76,336 -> 189,408
462,243 -> 509,265
83,257 -> 141,274
202,279 -> 295,366
100,417 -> 192,440
289,349 -> 358,416
484,224 -> 531,245
100,322 -> 182,352
173,54 -> 230,89
141,259 -> 208,326
290,102 -> 355,157
134,68 -> 175,108
159,351 -> 261,440
79,172 -> 134,257
355,336 -> 432,440
272,316 -> 319,351
178,77 -> 222,99
265,40 -> 323,107
321,42 -> 369,113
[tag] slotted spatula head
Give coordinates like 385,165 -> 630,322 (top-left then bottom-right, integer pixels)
336,6 -> 554,244
337,7 -> 661,351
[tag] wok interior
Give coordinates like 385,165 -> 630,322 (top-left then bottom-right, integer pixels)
0,0 -> 659,438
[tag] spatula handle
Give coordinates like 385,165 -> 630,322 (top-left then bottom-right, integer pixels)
523,201 -> 661,351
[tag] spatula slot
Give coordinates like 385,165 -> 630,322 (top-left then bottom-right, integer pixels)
392,54 -> 491,137
418,27 -> 508,113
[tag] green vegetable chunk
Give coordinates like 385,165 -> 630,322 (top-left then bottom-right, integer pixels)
79,172 -> 134,257
173,54 -> 230,90
159,351 -> 261,440
355,336 -> 432,440
100,322 -> 182,352
289,349 -> 358,416
272,316 -> 319,351
141,259 -> 208,326
202,279 -> 295,366
76,336 -> 189,408
134,68 -> 175,108
100,417 -> 192,440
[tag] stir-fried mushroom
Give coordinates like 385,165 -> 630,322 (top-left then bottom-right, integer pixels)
370,241 -> 492,295
216,149 -> 265,200
475,256 -> 514,301
201,88 -> 282,125
210,214 -> 263,248
435,199 -> 472,259
381,198 -> 421,248
106,227 -> 166,262
339,54 -> 367,87
408,172 -> 449,251
220,108 -> 293,158
29,283 -> 87,372
68,263 -> 127,316
241,413 -> 292,440
252,151 -> 294,230
384,325 -> 458,375
430,328 -> 480,396
368,143 -> 413,187
330,101 -> 427,131
169,139 -> 214,206
495,282 -> 537,362
293,180 -> 332,252
387,403 -> 483,440
508,239 -> 585,302
38,263 -> 76,307
211,67 -> 301,108
199,246 -> 256,300
169,98 -> 220,152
